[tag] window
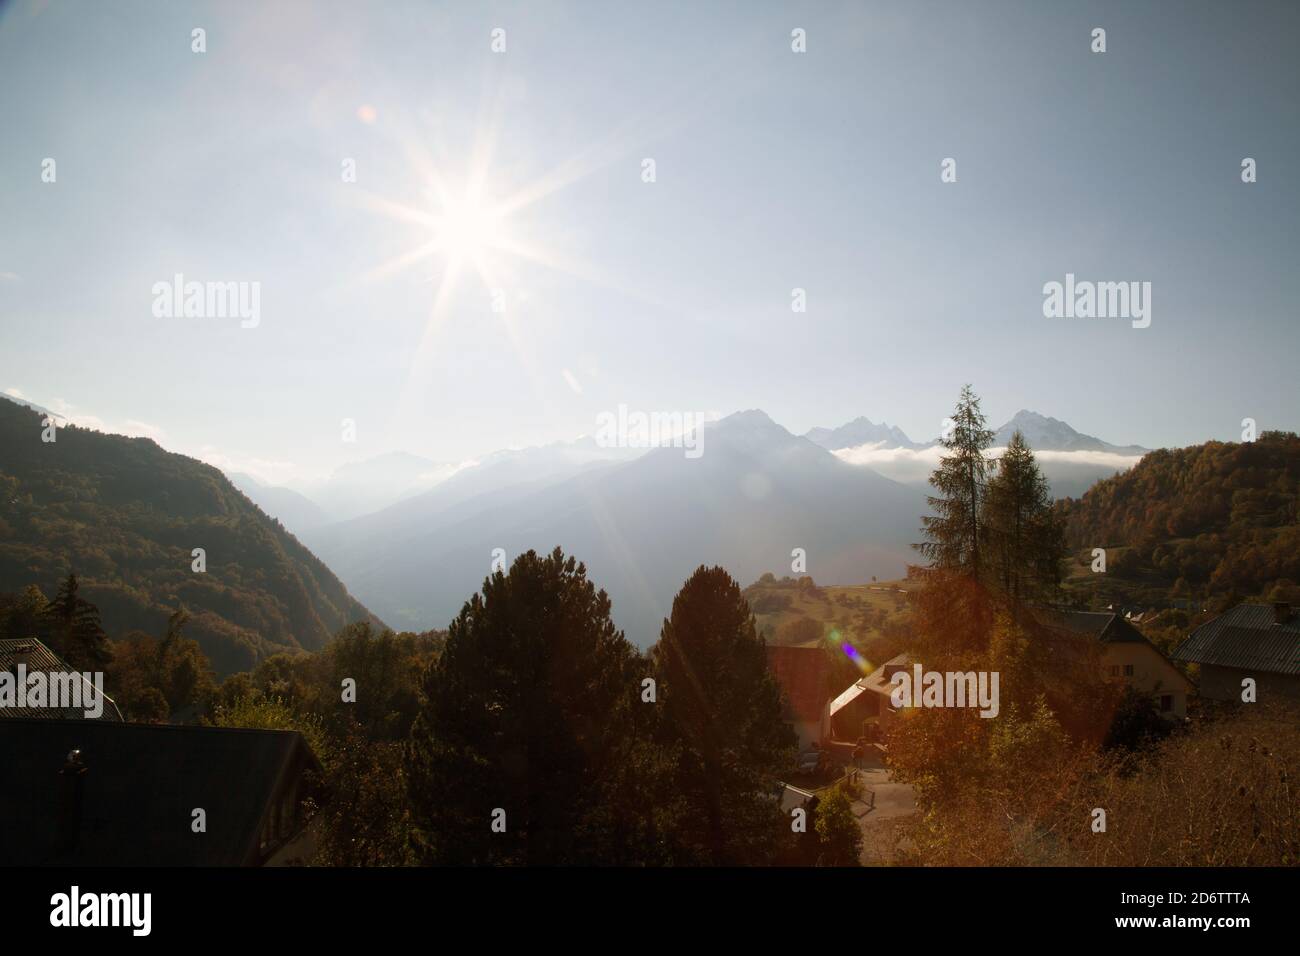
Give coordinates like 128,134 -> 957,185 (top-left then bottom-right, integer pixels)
1160,695 -> 1173,712
1108,665 -> 1121,678
1123,664 -> 1134,677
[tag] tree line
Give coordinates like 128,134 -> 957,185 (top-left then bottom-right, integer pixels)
1,557 -> 860,866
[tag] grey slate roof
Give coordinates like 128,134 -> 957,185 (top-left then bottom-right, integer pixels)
1172,604 -> 1300,676
1032,609 -> 1147,644
0,638 -> 123,721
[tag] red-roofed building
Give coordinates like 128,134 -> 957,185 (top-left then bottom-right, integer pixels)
765,645 -> 830,749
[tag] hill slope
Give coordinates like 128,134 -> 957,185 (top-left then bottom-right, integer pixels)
0,398 -> 378,673
1057,431 -> 1300,607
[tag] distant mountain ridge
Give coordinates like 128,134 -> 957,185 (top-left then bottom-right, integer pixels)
302,434 -> 635,562
308,409 -> 926,645
991,410 -> 1148,455
804,417 -> 921,451
242,408 -> 1150,535
0,396 -> 379,674
810,407 -> 1150,500
806,408 -> 1147,454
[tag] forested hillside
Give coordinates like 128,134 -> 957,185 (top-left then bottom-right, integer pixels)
0,398 -> 378,673
1057,431 -> 1300,607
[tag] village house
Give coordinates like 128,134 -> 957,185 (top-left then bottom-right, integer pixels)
0,719 -> 320,865
829,653 -> 909,743
1037,609 -> 1194,719
1172,602 -> 1300,703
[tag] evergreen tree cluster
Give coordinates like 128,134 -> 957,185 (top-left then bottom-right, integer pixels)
914,383 -> 1066,621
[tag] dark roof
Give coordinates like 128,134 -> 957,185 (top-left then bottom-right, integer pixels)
0,719 -> 319,865
0,638 -> 123,721
1032,609 -> 1146,644
1173,604 -> 1300,676
765,645 -> 829,723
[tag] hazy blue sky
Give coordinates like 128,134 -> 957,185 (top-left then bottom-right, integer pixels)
2,0 -> 1296,482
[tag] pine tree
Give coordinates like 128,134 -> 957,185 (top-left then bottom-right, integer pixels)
45,573 -> 111,671
916,385 -> 995,576
983,430 -> 1064,607
651,566 -> 796,865
405,548 -> 653,865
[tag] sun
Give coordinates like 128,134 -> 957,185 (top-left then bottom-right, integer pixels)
435,193 -> 504,267
355,177 -> 525,295
348,101 -> 639,423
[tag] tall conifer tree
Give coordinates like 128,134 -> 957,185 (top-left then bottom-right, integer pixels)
917,385 -> 995,577
651,566 -> 796,865
45,573 -> 111,670
983,430 -> 1064,608
405,548 -> 652,865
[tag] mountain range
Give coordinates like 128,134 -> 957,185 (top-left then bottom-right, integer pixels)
248,405 -> 1151,642
802,409 -> 1147,456
302,409 -> 925,645
820,410 -> 1148,498
1,390 -> 1158,650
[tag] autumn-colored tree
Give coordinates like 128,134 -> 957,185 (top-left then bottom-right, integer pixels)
107,609 -> 215,721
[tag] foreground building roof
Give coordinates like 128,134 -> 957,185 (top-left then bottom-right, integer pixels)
0,718 -> 319,865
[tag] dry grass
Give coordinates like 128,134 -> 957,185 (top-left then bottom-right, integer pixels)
897,704 -> 1299,866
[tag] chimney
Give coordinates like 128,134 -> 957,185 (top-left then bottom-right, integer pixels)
1274,602 -> 1292,625
11,642 -> 34,669
57,748 -> 87,855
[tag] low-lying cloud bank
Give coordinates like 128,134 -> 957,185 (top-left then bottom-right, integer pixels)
833,441 -> 1145,488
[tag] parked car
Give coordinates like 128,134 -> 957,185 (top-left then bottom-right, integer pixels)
796,748 -> 834,780
796,750 -> 822,774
